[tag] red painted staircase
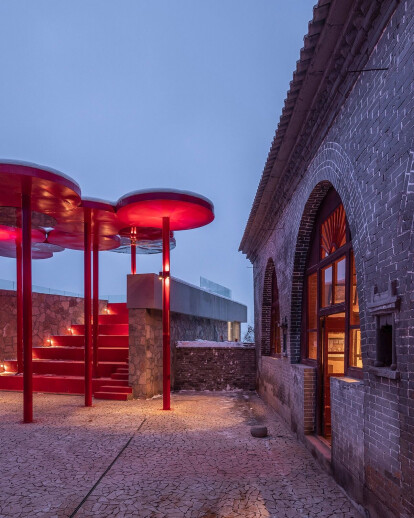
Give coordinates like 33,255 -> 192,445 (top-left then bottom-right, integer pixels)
0,302 -> 132,401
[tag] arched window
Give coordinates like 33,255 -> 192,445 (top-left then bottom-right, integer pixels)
261,259 -> 281,356
303,188 -> 361,436
270,269 -> 281,355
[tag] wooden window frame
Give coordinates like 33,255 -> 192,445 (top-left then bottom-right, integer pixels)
301,197 -> 362,379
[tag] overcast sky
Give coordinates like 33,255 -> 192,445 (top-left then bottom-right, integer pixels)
0,0 -> 314,329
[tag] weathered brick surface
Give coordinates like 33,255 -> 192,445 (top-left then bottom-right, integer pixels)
0,289 -> 106,365
259,356 -> 292,426
331,378 -> 365,503
175,346 -> 256,391
248,2 -> 414,517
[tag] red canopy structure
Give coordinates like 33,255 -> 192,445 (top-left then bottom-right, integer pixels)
0,161 -> 215,420
0,160 -> 81,422
48,198 -> 121,406
116,189 -> 214,410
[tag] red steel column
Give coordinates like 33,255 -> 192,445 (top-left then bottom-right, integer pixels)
131,242 -> 136,274
22,182 -> 33,423
16,233 -> 23,373
162,217 -> 171,410
84,208 -> 93,406
92,239 -> 99,377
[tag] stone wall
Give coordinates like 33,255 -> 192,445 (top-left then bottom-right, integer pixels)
248,2 -> 414,517
129,309 -> 163,399
175,344 -> 256,391
0,289 -> 107,365
128,308 -> 228,398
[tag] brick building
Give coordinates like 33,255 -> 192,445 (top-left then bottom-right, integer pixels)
240,1 -> 413,517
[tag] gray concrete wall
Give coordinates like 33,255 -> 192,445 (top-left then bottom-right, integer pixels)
127,274 -> 247,323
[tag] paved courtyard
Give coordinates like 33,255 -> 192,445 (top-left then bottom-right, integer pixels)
0,391 -> 362,518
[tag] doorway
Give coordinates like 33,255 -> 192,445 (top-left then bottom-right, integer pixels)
321,312 -> 345,439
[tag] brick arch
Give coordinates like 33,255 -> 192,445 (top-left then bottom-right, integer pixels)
289,182 -> 332,363
261,258 -> 276,356
287,142 -> 368,363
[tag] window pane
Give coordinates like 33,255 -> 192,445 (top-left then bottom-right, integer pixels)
349,328 -> 362,368
334,256 -> 346,304
322,266 -> 333,306
350,253 -> 360,326
308,331 -> 317,360
321,204 -> 347,259
326,313 -> 345,375
307,273 -> 317,329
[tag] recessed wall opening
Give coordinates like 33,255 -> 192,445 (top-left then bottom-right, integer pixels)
379,325 -> 393,366
301,187 -> 361,441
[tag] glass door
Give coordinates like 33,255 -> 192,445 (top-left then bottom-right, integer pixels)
321,312 -> 345,439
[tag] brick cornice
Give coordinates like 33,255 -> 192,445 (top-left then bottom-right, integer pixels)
240,0 -> 399,262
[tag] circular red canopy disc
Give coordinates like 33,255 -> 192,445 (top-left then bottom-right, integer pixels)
119,226 -> 164,241
48,230 -> 120,252
0,160 -> 81,217
116,189 -> 214,231
0,246 -> 53,260
53,197 -> 121,236
0,225 -> 44,246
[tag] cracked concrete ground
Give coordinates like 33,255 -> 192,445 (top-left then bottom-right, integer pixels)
0,391 -> 362,518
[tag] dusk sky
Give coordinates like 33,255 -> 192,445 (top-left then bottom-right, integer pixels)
0,0 -> 314,330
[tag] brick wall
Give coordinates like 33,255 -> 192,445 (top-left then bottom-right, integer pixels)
259,356 -> 291,426
249,2 -> 413,517
331,378 -> 365,504
0,289 -> 107,365
175,344 -> 256,391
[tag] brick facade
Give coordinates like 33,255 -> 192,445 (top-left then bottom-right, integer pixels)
241,2 -> 414,517
175,344 -> 256,391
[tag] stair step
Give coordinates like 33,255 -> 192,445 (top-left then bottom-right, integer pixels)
98,314 -> 128,325
99,385 -> 132,394
106,303 -> 128,317
32,346 -> 129,362
0,374 -> 127,394
94,391 -> 132,401
49,335 -> 129,347
4,360 -> 127,377
111,373 -> 129,380
71,324 -> 128,336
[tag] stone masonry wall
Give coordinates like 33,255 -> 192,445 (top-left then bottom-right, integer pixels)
175,345 -> 256,391
129,309 -> 163,399
129,308 -> 228,398
0,289 -> 107,365
250,3 -> 413,517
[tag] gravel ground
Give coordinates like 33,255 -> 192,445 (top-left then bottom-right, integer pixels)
0,391 -> 362,518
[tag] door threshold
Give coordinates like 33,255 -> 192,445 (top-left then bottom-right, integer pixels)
304,434 -> 332,475
318,434 -> 332,448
